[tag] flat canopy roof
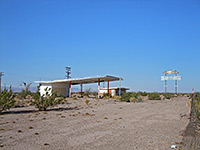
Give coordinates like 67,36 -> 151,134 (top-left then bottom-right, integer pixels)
100,87 -> 129,90
35,75 -> 124,85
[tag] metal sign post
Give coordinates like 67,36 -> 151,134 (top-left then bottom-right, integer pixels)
165,74 -> 167,93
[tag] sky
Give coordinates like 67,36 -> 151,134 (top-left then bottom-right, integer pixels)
0,0 -> 200,93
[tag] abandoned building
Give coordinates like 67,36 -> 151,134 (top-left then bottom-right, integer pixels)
35,75 -> 127,98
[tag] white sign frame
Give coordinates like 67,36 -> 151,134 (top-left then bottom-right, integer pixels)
161,76 -> 181,81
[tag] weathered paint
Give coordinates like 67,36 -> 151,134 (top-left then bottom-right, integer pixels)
39,83 -> 70,97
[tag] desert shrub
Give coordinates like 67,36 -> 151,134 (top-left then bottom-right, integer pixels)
164,94 -> 171,99
73,97 -> 78,100
194,93 -> 200,120
102,93 -> 111,99
20,82 -> 32,99
59,94 -> 66,98
130,97 -> 136,102
137,97 -> 143,102
120,92 -> 131,102
91,92 -> 98,96
163,93 -> 174,99
30,87 -> 62,111
138,91 -> 148,96
0,89 -> 15,112
120,92 -> 142,102
84,88 -> 91,97
130,96 -> 143,103
112,96 -> 121,100
85,100 -> 90,106
148,93 -> 161,100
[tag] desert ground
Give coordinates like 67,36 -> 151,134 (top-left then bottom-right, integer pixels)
0,96 -> 190,150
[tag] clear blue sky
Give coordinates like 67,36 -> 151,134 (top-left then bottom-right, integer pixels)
0,0 -> 200,93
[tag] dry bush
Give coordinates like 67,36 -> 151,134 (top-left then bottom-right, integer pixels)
148,93 -> 161,100
0,89 -> 15,113
85,100 -> 90,107
30,87 -> 62,111
112,96 -> 121,100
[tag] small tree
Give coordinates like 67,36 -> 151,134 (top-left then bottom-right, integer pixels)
30,87 -> 62,111
0,89 -> 15,113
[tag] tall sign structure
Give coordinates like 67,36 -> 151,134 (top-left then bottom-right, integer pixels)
0,72 -> 4,92
161,70 -> 181,93
65,67 -> 71,79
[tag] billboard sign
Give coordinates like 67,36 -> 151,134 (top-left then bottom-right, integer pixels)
161,76 -> 181,81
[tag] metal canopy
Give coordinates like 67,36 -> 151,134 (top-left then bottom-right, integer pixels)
35,75 -> 124,85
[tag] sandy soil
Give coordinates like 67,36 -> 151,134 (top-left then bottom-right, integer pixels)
0,96 -> 190,150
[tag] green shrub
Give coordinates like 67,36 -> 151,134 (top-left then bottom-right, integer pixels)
195,100 -> 200,120
138,91 -> 148,96
120,92 -> 132,102
194,93 -> 200,120
130,97 -> 136,102
83,88 -> 91,97
20,82 -> 32,99
91,92 -> 98,96
148,93 -> 161,100
137,97 -> 143,102
120,92 -> 142,102
30,87 -> 62,111
0,89 -> 15,112
102,93 -> 111,99
163,93 -> 174,99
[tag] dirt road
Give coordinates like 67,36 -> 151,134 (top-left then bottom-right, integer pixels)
0,96 -> 190,150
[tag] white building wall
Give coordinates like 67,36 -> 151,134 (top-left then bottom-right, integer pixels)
39,84 -> 53,96
111,90 -> 115,97
99,89 -> 107,94
99,89 -> 115,96
52,83 -> 70,97
39,83 -> 70,97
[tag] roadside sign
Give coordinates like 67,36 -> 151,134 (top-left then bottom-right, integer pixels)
161,76 -> 181,81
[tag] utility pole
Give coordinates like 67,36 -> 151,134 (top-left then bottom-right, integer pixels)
0,72 -> 4,92
65,67 -> 71,79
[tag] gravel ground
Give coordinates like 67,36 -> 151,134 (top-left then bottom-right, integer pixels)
0,96 -> 190,150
